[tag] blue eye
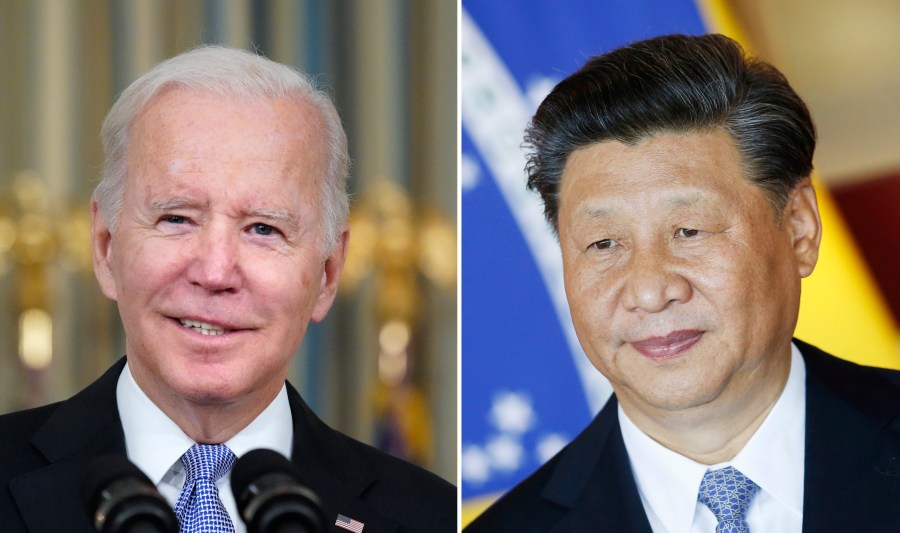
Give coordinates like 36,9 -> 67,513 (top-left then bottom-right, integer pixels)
253,223 -> 275,236
162,215 -> 186,224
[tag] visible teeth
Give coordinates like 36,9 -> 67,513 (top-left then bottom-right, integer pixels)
179,319 -> 228,336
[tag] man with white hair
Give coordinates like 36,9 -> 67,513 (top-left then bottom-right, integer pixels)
0,46 -> 455,532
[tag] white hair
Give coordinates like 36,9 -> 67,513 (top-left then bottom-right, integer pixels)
93,45 -> 350,254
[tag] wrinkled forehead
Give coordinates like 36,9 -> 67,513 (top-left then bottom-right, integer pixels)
126,87 -> 330,187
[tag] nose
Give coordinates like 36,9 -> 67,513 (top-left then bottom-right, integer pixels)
620,244 -> 692,313
186,223 -> 242,293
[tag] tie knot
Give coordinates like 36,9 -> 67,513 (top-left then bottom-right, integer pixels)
182,444 -> 235,485
698,466 -> 760,533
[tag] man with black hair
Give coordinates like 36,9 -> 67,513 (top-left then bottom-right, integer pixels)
466,33 -> 900,532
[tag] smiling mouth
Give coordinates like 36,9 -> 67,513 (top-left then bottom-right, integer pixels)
630,330 -> 704,359
178,319 -> 232,336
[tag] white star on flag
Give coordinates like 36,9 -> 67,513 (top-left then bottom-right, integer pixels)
490,391 -> 535,434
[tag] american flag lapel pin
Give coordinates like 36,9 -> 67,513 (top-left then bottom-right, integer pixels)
335,513 -> 365,532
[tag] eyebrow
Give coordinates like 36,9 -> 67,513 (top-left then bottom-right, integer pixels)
149,196 -> 199,211
148,197 -> 301,233
246,208 -> 300,233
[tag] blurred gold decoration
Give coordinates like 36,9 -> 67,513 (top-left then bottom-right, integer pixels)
0,170 -> 92,383
341,179 -> 457,296
341,179 -> 456,331
417,209 -> 458,289
19,308 -> 53,370
378,319 -> 411,387
340,179 -> 455,466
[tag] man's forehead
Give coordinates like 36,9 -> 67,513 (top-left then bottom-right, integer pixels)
557,131 -> 756,224
563,131 -> 742,183
126,89 -> 328,179
574,189 -> 708,219
131,85 -> 326,142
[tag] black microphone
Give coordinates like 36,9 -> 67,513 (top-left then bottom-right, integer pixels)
231,449 -> 325,533
81,455 -> 179,533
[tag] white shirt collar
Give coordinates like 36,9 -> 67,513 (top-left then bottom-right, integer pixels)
117,361 -> 294,479
117,362 -> 194,485
729,344 -> 805,517
619,343 -> 806,532
116,361 -> 294,533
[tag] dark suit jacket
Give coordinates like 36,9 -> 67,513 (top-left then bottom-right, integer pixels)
0,358 -> 456,532
466,340 -> 900,532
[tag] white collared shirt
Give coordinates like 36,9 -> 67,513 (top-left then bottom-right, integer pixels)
116,362 -> 293,533
619,343 -> 806,533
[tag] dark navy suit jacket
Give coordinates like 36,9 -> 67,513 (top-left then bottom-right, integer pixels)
466,340 -> 900,532
0,358 -> 456,532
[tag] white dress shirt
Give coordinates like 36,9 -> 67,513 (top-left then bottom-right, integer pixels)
619,343 -> 806,533
116,362 -> 293,533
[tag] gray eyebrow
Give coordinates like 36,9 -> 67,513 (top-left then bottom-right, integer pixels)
248,208 -> 293,222
246,208 -> 300,232
149,196 -> 197,210
147,199 -> 300,232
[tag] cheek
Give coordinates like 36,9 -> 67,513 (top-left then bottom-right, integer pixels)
565,266 -> 618,339
695,239 -> 795,333
257,258 -> 319,312
689,238 -> 762,294
116,240 -> 178,290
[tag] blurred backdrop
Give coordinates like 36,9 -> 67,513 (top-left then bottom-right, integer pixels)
0,0 -> 457,483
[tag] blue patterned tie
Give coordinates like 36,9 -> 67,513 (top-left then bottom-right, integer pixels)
174,444 -> 236,532
697,466 -> 760,533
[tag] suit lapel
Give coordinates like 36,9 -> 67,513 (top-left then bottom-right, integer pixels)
543,398 -> 652,532
286,384 -> 399,533
801,341 -> 900,532
544,344 -> 900,533
9,359 -> 127,533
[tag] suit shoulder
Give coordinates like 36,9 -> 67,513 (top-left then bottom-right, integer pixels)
0,403 -> 61,531
0,403 -> 58,436
466,397 -> 624,532
332,428 -> 455,492
800,339 -> 900,415
0,403 -> 59,474
332,430 -> 457,528
465,449 -> 568,532
287,386 -> 456,532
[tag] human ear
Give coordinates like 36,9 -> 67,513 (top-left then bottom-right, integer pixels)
91,198 -> 119,301
784,179 -> 822,278
311,226 -> 349,323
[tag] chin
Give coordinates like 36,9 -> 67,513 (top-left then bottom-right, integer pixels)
172,378 -> 243,405
632,374 -> 725,412
644,394 -> 713,413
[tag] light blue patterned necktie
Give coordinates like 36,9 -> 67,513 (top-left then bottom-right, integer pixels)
174,444 -> 236,533
697,466 -> 761,533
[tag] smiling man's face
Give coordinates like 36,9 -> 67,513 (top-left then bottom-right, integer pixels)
557,129 -> 820,424
92,87 -> 346,416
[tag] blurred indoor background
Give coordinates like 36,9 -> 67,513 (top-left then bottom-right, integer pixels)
728,0 -> 900,327
0,0 -> 456,483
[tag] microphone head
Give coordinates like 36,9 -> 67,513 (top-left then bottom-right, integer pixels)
81,455 -> 178,533
232,449 -> 325,533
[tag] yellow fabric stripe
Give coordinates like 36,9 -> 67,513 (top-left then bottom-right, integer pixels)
461,493 -> 501,528
796,183 -> 900,368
